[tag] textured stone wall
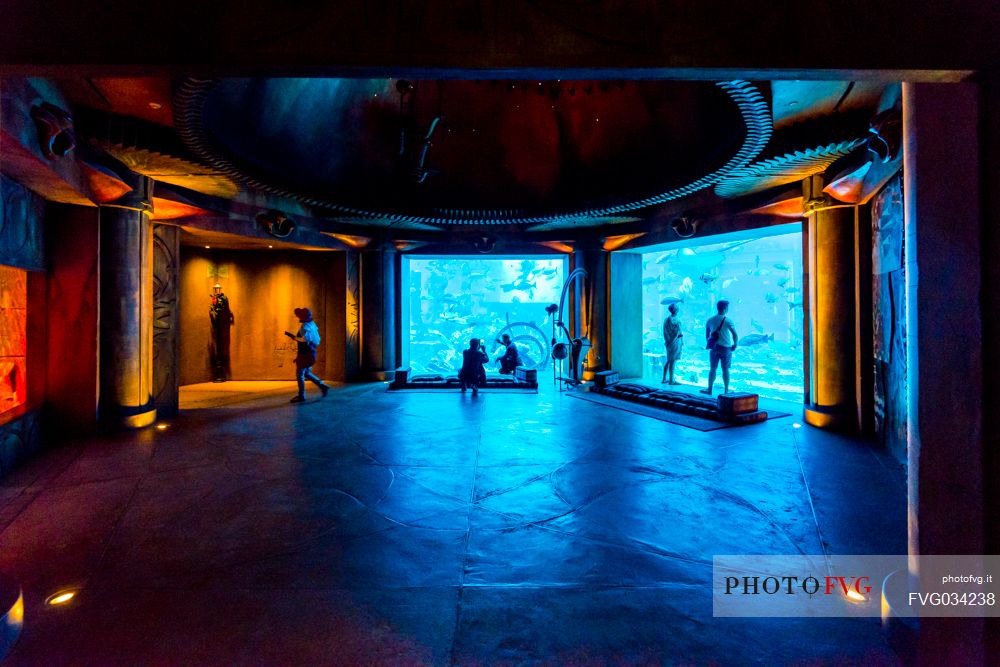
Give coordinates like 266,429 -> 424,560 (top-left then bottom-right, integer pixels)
872,173 -> 907,462
0,176 -> 44,271
0,176 -> 45,476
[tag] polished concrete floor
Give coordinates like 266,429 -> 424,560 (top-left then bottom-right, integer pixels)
0,382 -> 906,665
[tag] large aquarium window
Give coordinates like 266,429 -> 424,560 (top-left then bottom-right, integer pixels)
406,257 -> 565,376
641,228 -> 804,402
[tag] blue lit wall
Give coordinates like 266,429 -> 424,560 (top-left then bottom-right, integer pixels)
641,229 -> 804,402
406,257 -> 565,376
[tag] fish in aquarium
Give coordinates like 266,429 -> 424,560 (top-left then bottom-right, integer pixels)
750,319 -> 764,332
764,292 -> 779,303
739,333 -> 774,346
699,272 -> 717,285
776,277 -> 789,287
642,276 -> 658,285
722,277 -> 738,288
787,299 -> 803,310
785,286 -> 801,294
774,262 -> 792,271
502,278 -> 536,295
660,296 -> 684,305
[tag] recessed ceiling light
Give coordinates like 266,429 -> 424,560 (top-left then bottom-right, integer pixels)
46,590 -> 77,606
792,422 -> 802,429
268,245 -> 273,249
205,245 -> 210,249
148,102 -> 163,110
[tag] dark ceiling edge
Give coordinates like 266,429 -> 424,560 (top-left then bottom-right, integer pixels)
173,78 -> 772,228
0,64 -> 974,82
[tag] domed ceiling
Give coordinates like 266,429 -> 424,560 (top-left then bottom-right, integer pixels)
175,78 -> 770,227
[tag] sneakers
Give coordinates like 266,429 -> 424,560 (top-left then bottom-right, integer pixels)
290,395 -> 306,403
320,384 -> 329,397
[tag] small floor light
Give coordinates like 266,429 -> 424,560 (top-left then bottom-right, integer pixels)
45,590 -> 77,606
845,589 -> 866,603
155,423 -> 169,431
792,422 -> 802,429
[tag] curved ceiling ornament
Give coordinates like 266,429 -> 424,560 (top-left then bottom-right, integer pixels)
175,79 -> 771,230
713,138 -> 867,200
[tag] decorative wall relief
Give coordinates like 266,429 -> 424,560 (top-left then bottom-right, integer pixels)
345,250 -> 361,380
872,173 -> 907,461
152,224 -> 179,416
0,176 -> 45,271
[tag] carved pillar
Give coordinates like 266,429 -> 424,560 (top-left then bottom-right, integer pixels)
152,224 -> 179,417
344,249 -> 361,381
359,245 -> 397,381
573,245 -> 608,380
99,175 -> 156,429
803,176 -> 858,431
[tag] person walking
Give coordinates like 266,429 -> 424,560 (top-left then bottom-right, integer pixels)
285,307 -> 329,403
661,303 -> 683,384
701,299 -> 738,395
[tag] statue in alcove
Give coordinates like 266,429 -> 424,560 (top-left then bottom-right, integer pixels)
209,283 -> 234,382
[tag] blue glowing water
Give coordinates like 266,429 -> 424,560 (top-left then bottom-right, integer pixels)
407,258 -> 564,376
641,231 -> 805,402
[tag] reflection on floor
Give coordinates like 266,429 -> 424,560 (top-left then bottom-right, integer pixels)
180,380 -> 342,409
0,383 -> 905,665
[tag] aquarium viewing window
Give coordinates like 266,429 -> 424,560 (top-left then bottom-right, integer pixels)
640,226 -> 805,402
405,257 -> 566,377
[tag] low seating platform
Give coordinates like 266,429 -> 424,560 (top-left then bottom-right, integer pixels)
592,378 -> 768,425
389,366 -> 539,391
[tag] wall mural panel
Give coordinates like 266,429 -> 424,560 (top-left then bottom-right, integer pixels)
153,224 -> 179,416
0,176 -> 45,271
872,173 -> 907,461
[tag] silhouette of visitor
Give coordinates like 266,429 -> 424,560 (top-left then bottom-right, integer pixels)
701,299 -> 738,395
458,338 -> 489,395
285,307 -> 329,403
661,302 -> 683,384
495,333 -> 520,374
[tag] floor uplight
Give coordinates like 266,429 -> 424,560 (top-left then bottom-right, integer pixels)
45,590 -> 77,606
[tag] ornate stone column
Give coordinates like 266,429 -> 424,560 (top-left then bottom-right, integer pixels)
803,176 -> 858,431
572,245 -> 609,380
99,174 -> 156,428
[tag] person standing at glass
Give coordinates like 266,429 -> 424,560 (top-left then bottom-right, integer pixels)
661,303 -> 683,385
701,299 -> 738,395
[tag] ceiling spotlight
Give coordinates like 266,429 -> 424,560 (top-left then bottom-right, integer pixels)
257,210 -> 296,238
204,245 -> 210,249
471,235 -> 497,254
670,216 -> 699,239
148,102 -> 163,110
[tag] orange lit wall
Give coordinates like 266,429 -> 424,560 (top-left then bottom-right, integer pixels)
179,249 -> 346,384
0,265 -> 27,417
